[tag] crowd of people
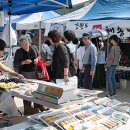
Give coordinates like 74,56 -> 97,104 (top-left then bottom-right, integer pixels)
0,29 -> 121,115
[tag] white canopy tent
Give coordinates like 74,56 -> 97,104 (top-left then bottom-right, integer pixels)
14,11 -> 60,30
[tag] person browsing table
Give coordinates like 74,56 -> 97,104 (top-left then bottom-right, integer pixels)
0,39 -> 24,79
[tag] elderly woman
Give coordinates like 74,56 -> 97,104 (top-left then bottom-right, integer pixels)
14,35 -> 38,78
14,35 -> 42,115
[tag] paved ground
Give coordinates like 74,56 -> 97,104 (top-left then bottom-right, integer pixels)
98,80 -> 130,102
14,80 -> 130,114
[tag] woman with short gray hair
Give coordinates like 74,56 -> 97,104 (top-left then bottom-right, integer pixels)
14,34 -> 39,115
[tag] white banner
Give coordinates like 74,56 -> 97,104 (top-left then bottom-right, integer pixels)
44,22 -> 67,36
66,20 -> 130,38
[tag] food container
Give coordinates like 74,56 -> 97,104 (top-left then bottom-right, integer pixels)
91,124 -> 109,130
97,107 -> 118,117
112,112 -> 130,124
87,105 -> 104,114
81,102 -> 96,111
94,97 -> 111,105
28,111 -> 51,124
74,110 -> 94,122
114,102 -> 130,113
39,110 -> 68,126
61,105 -> 81,112
87,114 -> 105,125
54,116 -> 80,130
99,117 -> 122,130
74,122 -> 92,130
66,108 -> 82,116
103,99 -> 121,107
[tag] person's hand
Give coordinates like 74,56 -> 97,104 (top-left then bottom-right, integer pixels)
37,71 -> 45,79
22,59 -> 32,65
64,75 -> 69,82
105,67 -> 107,71
34,58 -> 39,65
25,59 -> 32,64
90,70 -> 95,77
45,61 -> 52,66
80,67 -> 85,73
17,74 -> 24,79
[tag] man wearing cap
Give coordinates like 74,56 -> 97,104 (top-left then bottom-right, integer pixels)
81,33 -> 97,89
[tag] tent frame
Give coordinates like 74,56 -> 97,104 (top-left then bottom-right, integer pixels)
2,0 -> 69,56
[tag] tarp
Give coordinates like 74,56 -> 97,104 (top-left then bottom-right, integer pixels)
66,0 -> 130,37
42,0 -> 96,35
80,0 -> 130,20
42,0 -> 130,37
0,0 -> 89,15
42,0 -> 96,24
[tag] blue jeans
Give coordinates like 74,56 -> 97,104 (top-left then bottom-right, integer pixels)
106,66 -> 117,95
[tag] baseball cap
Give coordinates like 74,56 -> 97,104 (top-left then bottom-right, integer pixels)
82,33 -> 91,38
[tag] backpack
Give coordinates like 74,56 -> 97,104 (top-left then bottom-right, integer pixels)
65,45 -> 77,76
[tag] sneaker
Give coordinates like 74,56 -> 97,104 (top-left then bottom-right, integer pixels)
113,93 -> 117,97
106,94 -> 113,98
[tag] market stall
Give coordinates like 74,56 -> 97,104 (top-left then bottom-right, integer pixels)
1,73 -> 130,129
0,74 -> 103,129
2,96 -> 130,130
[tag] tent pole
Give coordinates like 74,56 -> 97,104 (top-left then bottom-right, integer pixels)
9,14 -> 12,57
39,21 -> 42,55
8,0 -> 12,57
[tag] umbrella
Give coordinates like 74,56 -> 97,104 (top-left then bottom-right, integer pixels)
88,29 -> 108,38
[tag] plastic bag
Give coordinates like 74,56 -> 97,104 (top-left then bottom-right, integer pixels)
37,58 -> 50,81
56,76 -> 78,89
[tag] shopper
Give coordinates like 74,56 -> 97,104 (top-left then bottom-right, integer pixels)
82,33 -> 97,89
14,35 -> 40,115
64,30 -> 77,76
46,30 -> 70,82
106,35 -> 121,97
0,39 -> 24,79
64,30 -> 76,55
76,40 -> 85,88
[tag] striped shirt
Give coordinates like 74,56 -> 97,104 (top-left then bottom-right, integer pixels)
83,42 -> 97,71
106,45 -> 121,68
